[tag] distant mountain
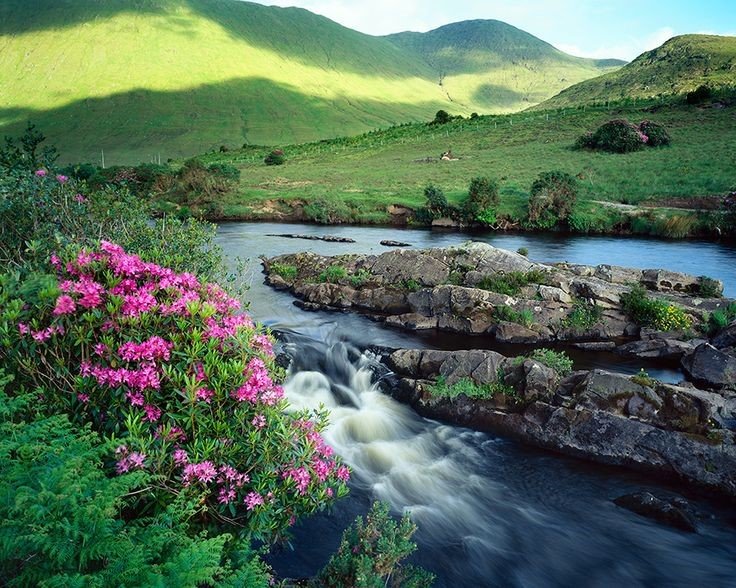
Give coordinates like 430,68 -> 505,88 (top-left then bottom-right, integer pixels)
539,34 -> 736,108
385,20 -> 624,111
0,0 -> 620,164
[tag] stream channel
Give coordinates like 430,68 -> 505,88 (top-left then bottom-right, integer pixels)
217,222 -> 736,587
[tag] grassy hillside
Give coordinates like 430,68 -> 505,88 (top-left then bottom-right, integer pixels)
540,35 -> 736,108
0,0 -> 618,164
385,20 -> 624,112
185,94 -> 736,237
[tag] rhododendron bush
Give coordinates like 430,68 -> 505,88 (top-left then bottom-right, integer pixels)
0,242 -> 349,541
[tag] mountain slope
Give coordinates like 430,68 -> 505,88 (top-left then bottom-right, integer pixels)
385,20 -> 624,111
0,0 -> 619,164
539,34 -> 736,108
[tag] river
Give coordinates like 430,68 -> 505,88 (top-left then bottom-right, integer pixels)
217,222 -> 736,587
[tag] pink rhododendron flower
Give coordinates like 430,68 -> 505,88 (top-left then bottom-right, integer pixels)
74,278 -> 105,309
77,393 -> 90,404
182,460 -> 218,485
195,387 -> 214,403
74,193 -> 86,203
251,414 -> 266,429
17,323 -> 29,335
244,491 -> 264,510
173,448 -> 189,466
34,169 -> 46,177
251,334 -> 274,356
53,294 -> 76,316
118,336 -> 172,362
56,174 -> 68,183
50,253 -> 61,269
336,465 -> 351,482
143,404 -> 162,422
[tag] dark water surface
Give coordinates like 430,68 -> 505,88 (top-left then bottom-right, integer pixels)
217,223 -> 736,588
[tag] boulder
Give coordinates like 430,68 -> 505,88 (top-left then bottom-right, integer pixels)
573,370 -> 661,416
712,320 -> 736,349
681,343 -> 736,390
616,338 -> 698,361
493,322 -> 542,344
369,250 -> 450,287
641,269 -> 701,293
380,240 -> 412,247
538,285 -> 573,304
613,492 -> 697,532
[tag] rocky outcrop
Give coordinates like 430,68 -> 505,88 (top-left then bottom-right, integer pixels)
382,348 -> 736,498
263,243 -> 729,350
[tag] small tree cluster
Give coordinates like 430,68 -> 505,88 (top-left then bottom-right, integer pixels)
686,84 -> 712,104
576,119 -> 670,153
527,171 -> 578,229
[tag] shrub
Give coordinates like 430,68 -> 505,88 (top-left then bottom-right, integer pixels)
477,270 -> 546,296
429,374 -> 514,401
0,121 -> 57,172
264,149 -> 285,166
271,263 -> 298,280
423,184 -> 448,219
527,348 -> 574,377
686,85 -> 712,104
493,304 -> 534,328
319,264 -> 348,283
462,177 -> 499,222
620,284 -> 693,331
527,171 -> 578,228
651,214 -> 697,238
706,302 -> 736,335
589,119 -> 646,153
318,502 -> 435,588
431,110 -> 451,125
638,120 -> 671,147
349,268 -> 372,288
696,276 -> 722,298
630,368 -> 657,388
0,376 -> 271,587
1,243 -> 350,542
561,299 -> 603,331
517,247 -> 529,257
304,198 -> 352,224
402,278 -> 421,292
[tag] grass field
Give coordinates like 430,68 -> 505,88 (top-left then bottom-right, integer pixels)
186,95 -> 735,236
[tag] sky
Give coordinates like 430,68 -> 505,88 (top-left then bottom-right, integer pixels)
250,0 -> 736,61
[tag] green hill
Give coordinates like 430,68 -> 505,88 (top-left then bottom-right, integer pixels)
385,20 -> 624,111
0,0 -> 619,164
539,34 -> 736,108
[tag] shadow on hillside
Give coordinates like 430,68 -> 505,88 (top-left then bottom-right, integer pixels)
0,77 -> 449,165
0,0 -> 434,79
471,83 -> 527,109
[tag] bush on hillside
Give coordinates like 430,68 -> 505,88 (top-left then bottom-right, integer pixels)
686,84 -> 712,104
413,183 -> 453,224
639,120 -> 671,147
590,119 -> 646,153
264,149 -> 285,166
462,176 -> 499,224
527,171 -> 578,229
576,119 -> 671,153
431,110 -> 451,125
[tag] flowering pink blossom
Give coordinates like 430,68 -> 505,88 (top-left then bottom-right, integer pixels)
218,487 -> 237,505
121,289 -> 157,317
74,278 -> 105,309
244,491 -> 264,510
182,460 -> 218,485
53,294 -> 76,316
74,193 -> 86,203
173,448 -> 189,466
336,465 -> 350,482
283,466 -> 311,495
195,387 -> 214,403
17,323 -> 30,335
251,334 -> 274,356
50,253 -> 61,269
56,174 -> 68,184
118,336 -> 172,362
93,343 -> 108,356
251,414 -> 266,429
77,393 -> 90,403
76,251 -> 94,267
35,169 -> 46,177
143,404 -> 162,422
